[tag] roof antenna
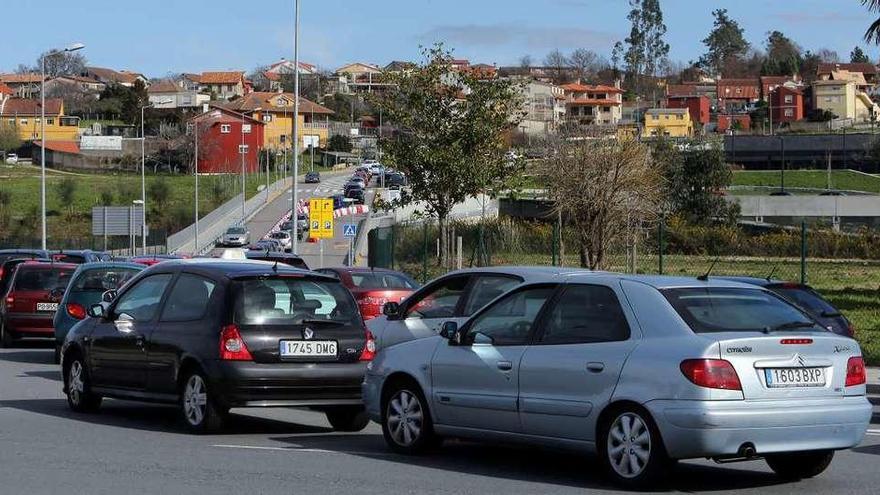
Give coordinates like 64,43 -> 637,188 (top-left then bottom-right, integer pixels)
697,257 -> 719,281
272,260 -> 279,272
766,263 -> 780,282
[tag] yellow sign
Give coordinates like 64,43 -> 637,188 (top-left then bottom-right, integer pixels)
309,198 -> 334,239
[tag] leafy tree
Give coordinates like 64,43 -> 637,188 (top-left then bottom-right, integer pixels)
0,126 -> 22,153
371,44 -> 525,267
148,178 -> 171,213
328,134 -> 352,152
699,9 -> 750,76
851,46 -> 871,63
761,31 -> 802,75
123,80 -> 149,127
55,177 -> 78,214
622,0 -> 670,93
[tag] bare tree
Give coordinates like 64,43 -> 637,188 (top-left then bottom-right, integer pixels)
539,136 -> 662,270
519,55 -> 533,69
567,49 -> 606,81
36,51 -> 86,78
544,49 -> 570,83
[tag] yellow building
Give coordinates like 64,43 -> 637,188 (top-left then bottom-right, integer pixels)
223,92 -> 333,150
0,98 -> 80,142
812,80 -> 878,122
644,108 -> 693,138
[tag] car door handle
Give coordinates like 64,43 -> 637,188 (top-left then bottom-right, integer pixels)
497,360 -> 513,372
135,335 -> 145,347
586,362 -> 605,373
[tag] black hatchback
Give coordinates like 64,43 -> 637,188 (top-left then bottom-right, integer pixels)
61,259 -> 375,433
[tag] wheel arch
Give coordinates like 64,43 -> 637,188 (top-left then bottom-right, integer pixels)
596,399 -> 671,457
380,371 -> 431,418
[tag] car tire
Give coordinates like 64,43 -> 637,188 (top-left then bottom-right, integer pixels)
180,369 -> 227,434
0,320 -> 14,348
325,406 -> 370,432
64,353 -> 102,413
766,450 -> 834,480
598,407 -> 671,489
381,381 -> 439,455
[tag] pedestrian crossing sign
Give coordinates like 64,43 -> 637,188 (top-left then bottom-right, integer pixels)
309,198 -> 334,239
343,224 -> 357,238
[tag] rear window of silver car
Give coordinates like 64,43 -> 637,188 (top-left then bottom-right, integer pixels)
663,287 -> 825,334
233,277 -> 359,326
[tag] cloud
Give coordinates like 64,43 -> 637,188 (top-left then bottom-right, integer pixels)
772,12 -> 864,23
417,23 -> 617,52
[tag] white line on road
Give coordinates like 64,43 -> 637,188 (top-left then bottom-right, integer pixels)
212,444 -> 397,456
867,429 -> 880,436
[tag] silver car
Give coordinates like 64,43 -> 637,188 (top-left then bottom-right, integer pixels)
268,230 -> 292,251
221,226 -> 250,247
363,272 -> 871,489
367,267 -> 571,349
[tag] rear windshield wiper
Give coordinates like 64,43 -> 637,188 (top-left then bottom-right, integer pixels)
296,319 -> 348,326
768,321 -> 818,332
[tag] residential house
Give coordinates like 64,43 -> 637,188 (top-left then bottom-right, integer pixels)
716,79 -> 760,112
44,75 -> 106,95
717,114 -> 751,133
0,98 -> 80,142
450,59 -> 471,71
335,63 -> 388,94
620,101 -> 649,125
760,75 -> 801,101
666,94 -> 711,128
198,71 -> 248,100
769,86 -> 804,124
222,91 -> 334,150
817,63 -> 879,86
147,79 -> 210,109
467,63 -> 498,80
263,59 -> 317,92
0,73 -> 44,98
561,82 -> 624,126
518,80 -> 566,135
83,67 -> 148,88
812,79 -> 879,122
384,61 -> 416,73
180,74 -> 202,91
188,107 -> 264,174
644,108 -> 693,138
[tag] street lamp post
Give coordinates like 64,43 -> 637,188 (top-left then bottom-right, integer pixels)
194,120 -> 200,254
40,43 -> 85,250
291,0 -> 301,255
140,98 -> 172,255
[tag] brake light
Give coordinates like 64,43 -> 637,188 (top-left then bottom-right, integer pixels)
845,357 -> 866,387
220,324 -> 252,361
780,338 -> 813,345
66,303 -> 86,320
680,359 -> 742,390
359,328 -> 376,361
5,296 -> 12,305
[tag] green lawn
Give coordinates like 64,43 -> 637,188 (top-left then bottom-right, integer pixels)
731,169 -> 880,193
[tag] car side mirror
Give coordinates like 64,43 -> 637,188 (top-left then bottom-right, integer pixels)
102,289 -> 117,303
87,303 -> 107,319
440,321 -> 467,346
383,301 -> 400,319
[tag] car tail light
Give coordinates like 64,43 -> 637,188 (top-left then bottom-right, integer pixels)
5,295 -> 13,305
680,359 -> 742,391
780,338 -> 813,345
66,303 -> 86,320
220,324 -> 252,361
845,356 -> 866,387
359,328 -> 376,361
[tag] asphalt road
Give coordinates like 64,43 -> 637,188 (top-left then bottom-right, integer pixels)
1,344 -> 879,495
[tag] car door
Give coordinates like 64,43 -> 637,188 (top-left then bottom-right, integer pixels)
430,285 -> 556,433
378,275 -> 472,349
147,273 -> 220,396
88,273 -> 174,391
518,282 -> 639,441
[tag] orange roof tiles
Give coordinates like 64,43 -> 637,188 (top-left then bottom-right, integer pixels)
198,71 -> 245,84
35,140 -> 80,154
561,83 -> 624,94
0,98 -> 63,116
222,92 -> 334,115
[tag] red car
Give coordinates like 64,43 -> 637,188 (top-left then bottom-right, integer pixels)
316,267 -> 420,320
0,261 -> 76,346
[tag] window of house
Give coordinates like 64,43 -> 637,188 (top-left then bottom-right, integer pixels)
784,109 -> 794,117
20,119 -> 28,125
242,124 -> 252,134
239,144 -> 249,154
46,118 -> 54,125
677,115 -> 684,120
784,95 -> 793,104
736,88 -> 742,94
226,85 -> 233,92
35,118 -> 41,125
262,114 -> 273,123
6,119 -> 13,125
220,124 -> 231,133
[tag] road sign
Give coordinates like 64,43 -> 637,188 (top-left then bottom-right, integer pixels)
343,224 -> 358,238
309,198 -> 334,239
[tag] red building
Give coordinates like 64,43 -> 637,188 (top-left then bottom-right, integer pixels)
770,86 -> 804,123
666,95 -> 711,126
760,75 -> 800,101
716,78 -> 760,111
189,107 -> 264,174
717,114 -> 752,133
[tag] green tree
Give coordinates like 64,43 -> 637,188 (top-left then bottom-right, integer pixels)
851,46 -> 871,63
56,177 -> 78,214
0,125 -> 22,153
148,178 -> 171,213
622,0 -> 670,93
863,0 -> 880,44
762,31 -> 802,75
371,44 -> 525,267
327,134 -> 352,152
698,9 -> 750,76
123,80 -> 149,127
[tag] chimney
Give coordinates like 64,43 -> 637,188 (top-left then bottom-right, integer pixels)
202,103 -> 210,113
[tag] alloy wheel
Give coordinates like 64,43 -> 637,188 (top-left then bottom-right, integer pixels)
183,374 -> 208,426
68,360 -> 84,406
387,390 -> 424,447
607,412 -> 652,479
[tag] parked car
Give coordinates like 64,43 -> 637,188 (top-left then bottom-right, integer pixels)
718,277 -> 854,337
52,262 -> 144,363
248,240 -> 280,252
0,257 -> 50,302
316,268 -> 420,320
50,250 -> 111,264
5,153 -> 19,164
384,172 -> 407,189
369,164 -> 384,175
280,220 -> 294,232
1,261 -> 77,347
221,226 -> 250,247
346,178 -> 366,192
344,187 -> 365,205
268,231 -> 293,251
244,252 -> 309,270
62,260 -> 375,433
363,272 -> 871,488
130,254 -> 189,267
304,171 -> 321,183
331,194 -> 347,210
366,267 -> 541,349
0,249 -> 51,265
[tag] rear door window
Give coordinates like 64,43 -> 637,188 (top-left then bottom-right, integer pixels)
462,275 -> 522,315
538,285 -> 631,344
160,274 -> 218,322
233,277 -> 359,325
114,274 -> 174,322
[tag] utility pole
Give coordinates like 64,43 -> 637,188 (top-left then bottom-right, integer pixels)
194,120 -> 199,254
241,112 -> 246,220
291,0 -> 301,255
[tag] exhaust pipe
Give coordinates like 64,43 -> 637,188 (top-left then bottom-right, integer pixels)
713,443 -> 760,464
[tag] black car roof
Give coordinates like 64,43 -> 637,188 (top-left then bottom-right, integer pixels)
144,259 -> 329,280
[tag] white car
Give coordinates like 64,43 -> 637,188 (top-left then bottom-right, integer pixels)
5,153 -> 18,164
268,230 -> 292,251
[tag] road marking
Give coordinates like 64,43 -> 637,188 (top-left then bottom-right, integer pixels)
867,429 -> 880,436
212,444 -> 396,456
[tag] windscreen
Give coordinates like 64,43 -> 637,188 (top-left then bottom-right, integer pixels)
233,277 -> 360,326
663,287 -> 826,334
13,266 -> 74,292
72,268 -> 140,292
227,227 -> 246,235
350,272 -> 418,290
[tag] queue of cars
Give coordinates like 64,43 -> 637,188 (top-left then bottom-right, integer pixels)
0,242 -> 870,489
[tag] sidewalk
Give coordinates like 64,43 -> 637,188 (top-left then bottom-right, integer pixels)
869,367 -> 880,395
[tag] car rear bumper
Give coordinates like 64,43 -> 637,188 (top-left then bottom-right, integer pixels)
646,396 -> 872,459
7,313 -> 55,335
207,360 -> 367,408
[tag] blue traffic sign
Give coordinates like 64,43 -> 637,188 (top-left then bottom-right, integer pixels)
343,224 -> 358,238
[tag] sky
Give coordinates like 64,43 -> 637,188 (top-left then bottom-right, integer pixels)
2,0 -> 878,77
